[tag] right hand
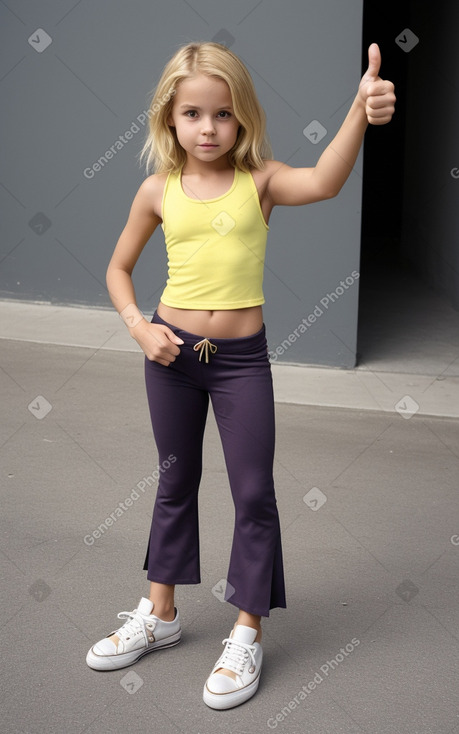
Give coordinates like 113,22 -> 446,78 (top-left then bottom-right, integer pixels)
358,43 -> 396,125
129,320 -> 184,366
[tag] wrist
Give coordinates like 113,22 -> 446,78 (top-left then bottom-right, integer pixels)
349,92 -> 370,133
353,90 -> 367,116
128,318 -> 148,340
119,303 -> 145,330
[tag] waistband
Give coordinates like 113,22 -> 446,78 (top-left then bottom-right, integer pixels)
152,311 -> 266,355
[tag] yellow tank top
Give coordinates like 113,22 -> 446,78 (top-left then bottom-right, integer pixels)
160,165 -> 269,310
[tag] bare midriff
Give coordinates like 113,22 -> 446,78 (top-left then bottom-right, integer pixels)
157,302 -> 263,338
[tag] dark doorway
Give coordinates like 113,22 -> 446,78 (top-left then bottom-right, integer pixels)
358,2 -> 459,374
357,0 -> 412,367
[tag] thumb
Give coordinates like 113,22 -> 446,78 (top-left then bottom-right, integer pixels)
366,42 -> 381,79
164,327 -> 184,345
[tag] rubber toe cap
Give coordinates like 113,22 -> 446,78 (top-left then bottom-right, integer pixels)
92,638 -> 117,656
206,673 -> 238,694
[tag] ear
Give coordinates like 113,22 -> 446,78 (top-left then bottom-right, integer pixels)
167,114 -> 175,127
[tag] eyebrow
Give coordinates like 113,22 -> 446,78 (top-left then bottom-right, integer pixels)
178,104 -> 233,110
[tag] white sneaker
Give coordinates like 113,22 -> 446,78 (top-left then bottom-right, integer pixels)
86,597 -> 181,671
203,625 -> 263,709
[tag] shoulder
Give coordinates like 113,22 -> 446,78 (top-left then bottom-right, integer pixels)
136,172 -> 170,219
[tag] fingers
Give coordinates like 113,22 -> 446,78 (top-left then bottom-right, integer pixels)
367,94 -> 396,111
366,111 -> 395,125
365,80 -> 395,98
153,355 -> 177,367
158,325 -> 184,347
131,322 -> 183,364
366,98 -> 396,124
165,327 -> 185,346
365,78 -> 396,125
149,325 -> 182,363
366,107 -> 395,124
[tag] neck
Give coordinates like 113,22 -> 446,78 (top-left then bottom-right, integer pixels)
182,154 -> 233,177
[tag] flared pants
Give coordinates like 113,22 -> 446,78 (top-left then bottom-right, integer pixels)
143,311 -> 286,617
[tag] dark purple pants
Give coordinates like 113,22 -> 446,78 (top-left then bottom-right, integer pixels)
143,311 -> 286,617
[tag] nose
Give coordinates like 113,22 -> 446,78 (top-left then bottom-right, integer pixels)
200,116 -> 216,135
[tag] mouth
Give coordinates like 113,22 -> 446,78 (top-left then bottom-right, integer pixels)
199,144 -> 218,148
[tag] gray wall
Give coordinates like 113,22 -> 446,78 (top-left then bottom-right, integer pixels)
401,0 -> 459,310
0,0 -> 364,367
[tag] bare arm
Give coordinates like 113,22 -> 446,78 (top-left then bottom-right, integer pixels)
106,176 -> 184,365
106,176 -> 161,311
266,43 -> 396,206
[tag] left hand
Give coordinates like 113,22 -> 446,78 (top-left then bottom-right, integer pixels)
358,43 -> 396,125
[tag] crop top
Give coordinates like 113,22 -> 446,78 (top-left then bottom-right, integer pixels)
159,165 -> 269,310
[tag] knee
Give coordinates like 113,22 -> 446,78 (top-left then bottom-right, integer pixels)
234,475 -> 278,523
155,457 -> 202,499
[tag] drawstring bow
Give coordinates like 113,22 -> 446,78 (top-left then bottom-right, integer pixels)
193,337 -> 218,363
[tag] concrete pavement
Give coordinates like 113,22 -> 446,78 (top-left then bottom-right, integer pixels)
1,299 -> 459,418
1,330 -> 459,733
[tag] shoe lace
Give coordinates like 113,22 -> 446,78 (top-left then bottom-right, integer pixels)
218,637 -> 257,677
114,608 -> 150,641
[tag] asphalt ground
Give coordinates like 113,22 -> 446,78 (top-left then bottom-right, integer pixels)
1,338 -> 459,734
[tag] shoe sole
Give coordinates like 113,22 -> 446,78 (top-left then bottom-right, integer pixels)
203,674 -> 260,710
86,631 -> 181,671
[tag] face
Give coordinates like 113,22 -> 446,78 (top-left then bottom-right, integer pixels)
168,74 -> 241,165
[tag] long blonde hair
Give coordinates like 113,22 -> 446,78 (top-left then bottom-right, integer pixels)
139,42 -> 273,174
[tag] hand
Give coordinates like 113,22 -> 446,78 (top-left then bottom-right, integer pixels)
358,43 -> 396,125
130,320 -> 184,365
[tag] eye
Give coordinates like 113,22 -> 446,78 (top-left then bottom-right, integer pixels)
184,110 -> 198,118
217,111 -> 232,118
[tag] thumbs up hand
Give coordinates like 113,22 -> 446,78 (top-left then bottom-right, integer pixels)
358,43 -> 396,125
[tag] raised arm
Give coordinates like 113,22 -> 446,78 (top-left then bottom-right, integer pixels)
266,43 -> 396,206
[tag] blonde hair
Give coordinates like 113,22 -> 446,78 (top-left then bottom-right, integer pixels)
139,42 -> 273,174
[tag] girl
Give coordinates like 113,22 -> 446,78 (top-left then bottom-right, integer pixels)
86,41 -> 395,710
